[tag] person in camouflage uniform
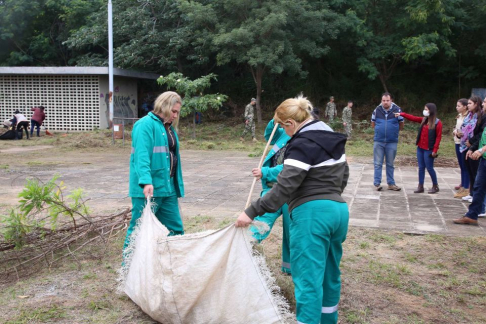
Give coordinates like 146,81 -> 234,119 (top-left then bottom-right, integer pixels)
342,100 -> 353,137
325,96 -> 337,121
240,98 -> 257,142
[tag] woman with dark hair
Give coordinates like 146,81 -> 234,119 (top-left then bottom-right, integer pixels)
452,99 -> 470,198
395,103 -> 443,193
459,96 -> 485,203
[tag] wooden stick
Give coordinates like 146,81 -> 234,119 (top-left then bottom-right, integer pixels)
245,123 -> 279,209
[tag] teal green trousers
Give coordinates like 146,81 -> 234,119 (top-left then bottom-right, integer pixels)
251,189 -> 291,274
123,181 -> 184,251
291,200 -> 349,324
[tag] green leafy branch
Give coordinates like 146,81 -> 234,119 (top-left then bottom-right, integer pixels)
1,175 -> 91,249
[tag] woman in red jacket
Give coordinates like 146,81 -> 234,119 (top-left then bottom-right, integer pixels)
395,103 -> 442,193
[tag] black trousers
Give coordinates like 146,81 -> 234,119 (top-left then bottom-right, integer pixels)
465,156 -> 480,195
16,121 -> 29,139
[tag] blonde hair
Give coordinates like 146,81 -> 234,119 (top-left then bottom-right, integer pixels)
153,91 -> 182,128
274,94 -> 313,125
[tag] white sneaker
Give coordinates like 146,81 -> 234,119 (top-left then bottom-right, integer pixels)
467,197 -> 473,203
462,195 -> 472,201
479,213 -> 486,218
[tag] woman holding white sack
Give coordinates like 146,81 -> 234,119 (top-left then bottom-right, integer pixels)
124,91 -> 185,251
236,95 -> 349,324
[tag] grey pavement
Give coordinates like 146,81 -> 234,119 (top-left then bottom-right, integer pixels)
0,150 -> 483,236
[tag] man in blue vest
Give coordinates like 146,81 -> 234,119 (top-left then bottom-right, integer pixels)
371,92 -> 404,191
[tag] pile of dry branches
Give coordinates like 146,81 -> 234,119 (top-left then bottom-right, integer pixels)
0,209 -> 130,284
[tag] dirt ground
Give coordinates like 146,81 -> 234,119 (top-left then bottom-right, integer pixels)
1,139 -> 485,324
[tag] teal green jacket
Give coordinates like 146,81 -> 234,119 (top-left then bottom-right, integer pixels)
261,119 -> 291,192
129,112 -> 184,198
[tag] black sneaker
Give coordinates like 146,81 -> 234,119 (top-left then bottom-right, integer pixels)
375,184 -> 383,191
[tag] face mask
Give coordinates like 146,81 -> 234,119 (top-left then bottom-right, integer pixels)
423,110 -> 430,117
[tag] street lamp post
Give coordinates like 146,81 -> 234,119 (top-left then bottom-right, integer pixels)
108,0 -> 114,143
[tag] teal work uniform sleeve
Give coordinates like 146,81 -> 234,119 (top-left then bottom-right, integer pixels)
261,164 -> 284,183
245,165 -> 307,219
264,119 -> 285,144
134,124 -> 155,187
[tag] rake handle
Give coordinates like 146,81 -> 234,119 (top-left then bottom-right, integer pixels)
245,123 -> 279,209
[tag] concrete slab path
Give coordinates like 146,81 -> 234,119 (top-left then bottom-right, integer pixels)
0,150 -> 483,236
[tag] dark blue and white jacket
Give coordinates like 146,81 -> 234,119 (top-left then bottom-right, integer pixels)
245,120 -> 349,219
371,103 -> 404,143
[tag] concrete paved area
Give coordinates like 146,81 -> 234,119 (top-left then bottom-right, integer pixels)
0,150 -> 483,235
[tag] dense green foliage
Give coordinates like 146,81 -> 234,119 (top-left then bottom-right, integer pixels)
1,0 -> 485,115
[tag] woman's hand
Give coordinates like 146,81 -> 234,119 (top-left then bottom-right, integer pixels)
143,184 -> 154,198
466,140 -> 471,147
456,131 -> 463,138
235,212 -> 252,227
394,112 -> 401,118
466,150 -> 473,160
252,168 -> 262,179
472,150 -> 483,160
431,152 -> 438,158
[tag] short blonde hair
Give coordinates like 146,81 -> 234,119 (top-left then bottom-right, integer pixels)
274,94 -> 313,125
153,91 -> 182,128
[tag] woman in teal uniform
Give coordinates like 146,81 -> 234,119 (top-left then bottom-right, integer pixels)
236,95 -> 349,324
124,91 -> 185,251
250,119 -> 291,274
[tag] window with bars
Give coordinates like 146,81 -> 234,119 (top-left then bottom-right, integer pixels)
0,75 -> 100,131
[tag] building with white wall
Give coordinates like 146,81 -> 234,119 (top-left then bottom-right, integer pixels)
0,67 -> 159,131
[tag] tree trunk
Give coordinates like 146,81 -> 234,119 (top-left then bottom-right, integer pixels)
378,74 -> 389,93
250,65 -> 264,124
192,110 -> 196,140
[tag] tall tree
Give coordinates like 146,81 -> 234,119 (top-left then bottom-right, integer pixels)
66,0 -> 203,73
179,0 -> 346,123
0,0 -> 103,66
339,0 -> 461,93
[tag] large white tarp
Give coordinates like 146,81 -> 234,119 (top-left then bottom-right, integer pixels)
119,200 -> 291,324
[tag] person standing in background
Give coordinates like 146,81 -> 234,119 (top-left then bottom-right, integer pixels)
371,92 -> 404,191
325,96 -> 337,122
342,101 -> 353,138
395,103 -> 443,194
240,98 -> 257,142
30,106 -> 46,137
453,99 -> 470,198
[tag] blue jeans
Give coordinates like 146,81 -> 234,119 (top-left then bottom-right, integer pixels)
455,144 -> 469,188
417,147 -> 438,185
465,158 -> 486,220
30,120 -> 41,136
373,142 -> 397,186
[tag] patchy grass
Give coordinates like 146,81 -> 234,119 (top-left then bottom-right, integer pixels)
1,220 -> 486,324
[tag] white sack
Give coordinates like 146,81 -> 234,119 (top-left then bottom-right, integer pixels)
119,200 -> 291,324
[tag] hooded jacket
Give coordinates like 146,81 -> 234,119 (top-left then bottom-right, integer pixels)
245,120 -> 349,219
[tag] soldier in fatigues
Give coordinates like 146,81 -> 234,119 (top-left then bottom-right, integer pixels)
241,98 -> 257,142
325,96 -> 337,121
342,101 -> 353,138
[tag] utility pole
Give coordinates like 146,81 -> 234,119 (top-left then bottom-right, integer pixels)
108,0 -> 114,144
